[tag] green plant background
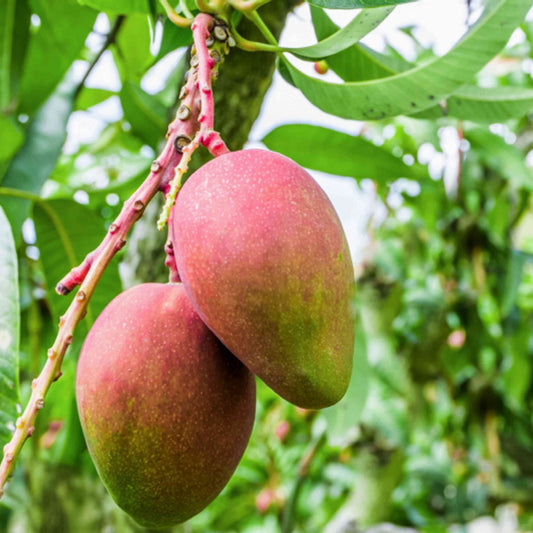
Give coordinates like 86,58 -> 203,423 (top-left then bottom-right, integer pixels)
1,0 -> 533,531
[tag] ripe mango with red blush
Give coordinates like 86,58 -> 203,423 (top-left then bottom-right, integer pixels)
172,149 -> 355,409
76,283 -> 256,528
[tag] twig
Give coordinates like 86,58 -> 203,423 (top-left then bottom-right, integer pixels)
231,23 -> 279,52
158,13 -> 231,229
74,16 -> 125,100
245,9 -> 279,47
159,0 -> 193,28
0,13 -> 223,498
194,15 -> 229,155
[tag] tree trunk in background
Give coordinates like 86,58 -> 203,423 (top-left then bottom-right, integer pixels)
122,0 -> 297,286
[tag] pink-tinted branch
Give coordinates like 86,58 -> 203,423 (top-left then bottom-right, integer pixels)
194,14 -> 215,130
57,59 -> 200,294
0,13 -> 224,497
157,16 -> 232,229
193,14 -> 230,157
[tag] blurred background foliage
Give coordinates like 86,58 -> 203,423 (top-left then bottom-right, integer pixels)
1,0 -> 533,531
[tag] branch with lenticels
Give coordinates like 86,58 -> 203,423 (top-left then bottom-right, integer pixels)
0,12 -> 232,498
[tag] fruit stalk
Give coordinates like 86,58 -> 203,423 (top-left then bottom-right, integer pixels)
194,14 -> 229,155
165,208 -> 180,282
157,13 -> 231,229
0,13 -> 223,497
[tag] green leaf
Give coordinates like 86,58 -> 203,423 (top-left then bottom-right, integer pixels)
312,8 -> 533,122
0,206 -> 20,450
277,57 -> 296,87
33,199 -> 122,324
501,251 -> 527,317
283,0 -> 533,120
501,327 -> 531,407
48,122 -> 151,195
0,0 -> 31,110
485,189 -> 510,246
0,78 -> 76,243
18,0 -> 96,116
0,0 -> 16,107
477,290 -> 501,334
321,327 -> 368,446
78,0 -> 151,13
311,6 -> 410,81
82,165 -> 149,204
74,87 -> 115,111
311,4 -> 342,41
285,7 -> 393,60
466,127 -> 533,191
329,42 -> 400,81
414,85 -> 533,123
312,6 -> 533,122
113,13 -> 152,82
308,0 -> 416,10
153,18 -> 192,64
120,81 -> 166,148
153,52 -> 189,106
0,115 -> 24,162
262,124 -> 421,182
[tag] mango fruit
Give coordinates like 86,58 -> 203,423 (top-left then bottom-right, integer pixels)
76,283 -> 256,528
172,149 -> 355,409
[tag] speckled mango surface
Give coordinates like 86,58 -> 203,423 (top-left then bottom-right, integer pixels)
173,149 -> 355,409
76,283 -> 256,528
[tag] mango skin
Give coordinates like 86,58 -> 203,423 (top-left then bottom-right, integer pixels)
173,149 -> 355,409
76,283 -> 256,528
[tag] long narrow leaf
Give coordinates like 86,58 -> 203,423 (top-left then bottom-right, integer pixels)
283,0 -> 533,120
77,0 -> 152,13
0,115 -> 23,163
0,0 -> 30,110
18,0 -> 96,115
311,6 -> 410,80
0,0 -> 16,109
414,85 -> 533,122
286,7 -> 393,60
308,0 -> 416,10
0,205 -> 20,450
466,127 -> 533,191
0,78 -> 76,243
120,81 -> 167,148
312,5 -> 533,121
262,124 -> 424,183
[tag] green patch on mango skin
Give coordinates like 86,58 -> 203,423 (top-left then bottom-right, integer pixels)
240,269 -> 353,408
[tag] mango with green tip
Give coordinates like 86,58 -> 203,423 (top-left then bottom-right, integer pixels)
172,149 -> 355,409
76,282 -> 256,528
